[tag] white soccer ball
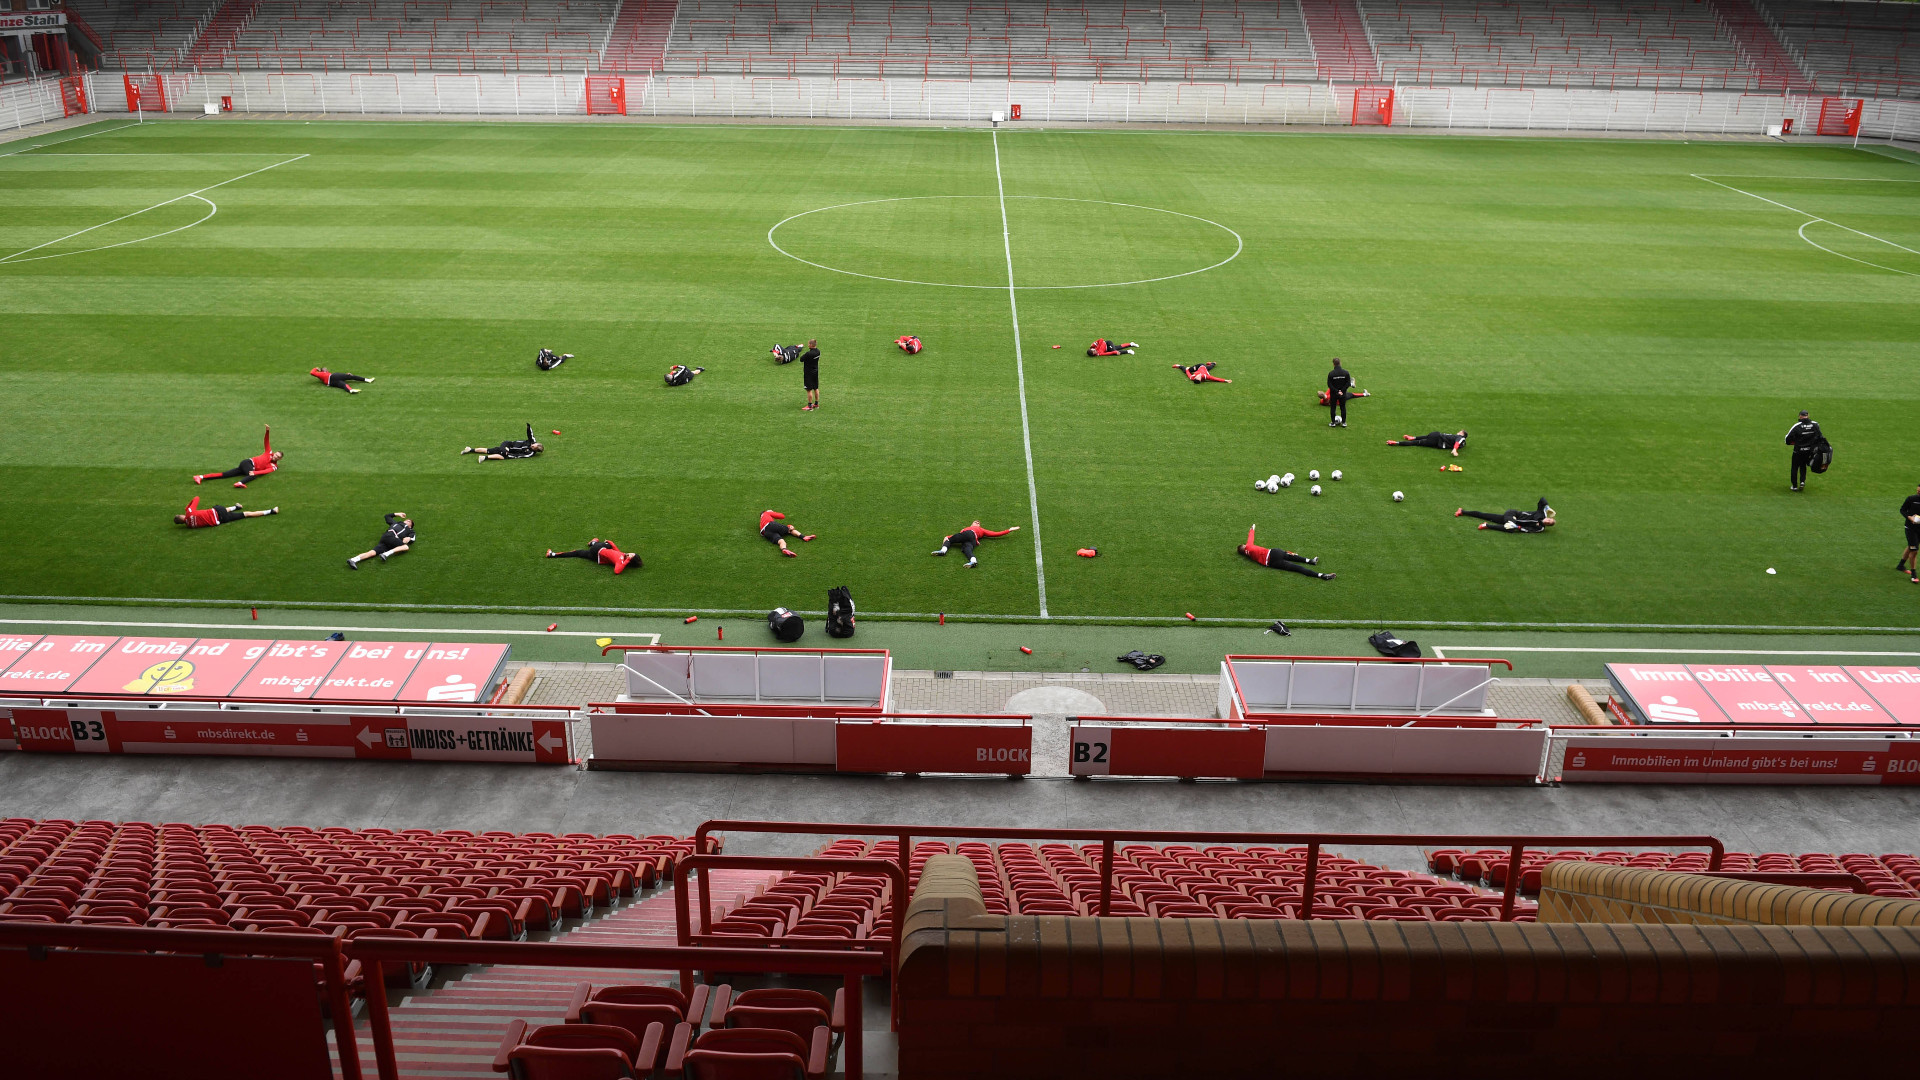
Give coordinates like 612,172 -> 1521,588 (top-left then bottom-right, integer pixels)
1278,473 -> 1293,488
1310,484 -> 1322,496
1392,491 -> 1405,502
1308,469 -> 1321,481
1255,479 -> 1268,491
1267,474 -> 1281,490
1331,470 -> 1343,481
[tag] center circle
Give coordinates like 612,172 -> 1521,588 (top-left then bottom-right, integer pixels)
767,196 -> 1241,290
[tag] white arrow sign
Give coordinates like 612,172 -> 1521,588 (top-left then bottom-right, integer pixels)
537,731 -> 565,753
357,727 -> 379,748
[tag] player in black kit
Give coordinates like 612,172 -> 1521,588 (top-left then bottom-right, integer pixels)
1898,483 -> 1920,583
1785,410 -> 1822,492
1455,498 -> 1556,533
1326,359 -> 1354,427
348,512 -> 414,569
1387,430 -> 1467,457
460,423 -> 544,461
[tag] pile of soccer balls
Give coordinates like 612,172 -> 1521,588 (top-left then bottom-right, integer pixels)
1255,469 -> 1405,502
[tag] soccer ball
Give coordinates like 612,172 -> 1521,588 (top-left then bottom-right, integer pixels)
1310,484 -> 1322,496
1308,469 -> 1321,481
1267,474 -> 1280,491
1255,479 -> 1269,491
1331,470 -> 1343,481
1278,473 -> 1294,488
1392,491 -> 1405,502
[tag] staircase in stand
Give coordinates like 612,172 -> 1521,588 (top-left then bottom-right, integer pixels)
602,0 -> 680,73
1300,0 -> 1381,82
181,0 -> 262,70
1710,0 -> 1818,94
331,870 -> 778,1079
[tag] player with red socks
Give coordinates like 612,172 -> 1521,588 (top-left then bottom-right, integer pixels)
310,367 -> 372,394
1239,525 -> 1334,579
1088,339 -> 1139,356
545,539 -> 639,574
933,520 -> 1019,568
1174,362 -> 1231,384
194,425 -> 282,488
895,335 -> 923,354
759,510 -> 816,557
175,497 -> 278,528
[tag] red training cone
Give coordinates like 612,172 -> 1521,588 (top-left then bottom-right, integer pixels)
684,616 -> 699,624
1076,548 -> 1097,558
546,623 -> 558,632
1184,612 -> 1196,621
1020,646 -> 1033,655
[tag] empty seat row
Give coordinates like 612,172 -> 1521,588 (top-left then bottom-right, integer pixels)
497,981 -> 843,1079
1425,847 -> 1920,898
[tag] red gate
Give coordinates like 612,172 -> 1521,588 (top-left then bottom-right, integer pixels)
1816,96 -> 1862,137
123,73 -> 168,113
586,75 -> 626,115
1352,86 -> 1394,126
58,75 -> 89,117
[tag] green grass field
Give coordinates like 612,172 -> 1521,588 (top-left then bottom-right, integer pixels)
2,118 -> 1918,630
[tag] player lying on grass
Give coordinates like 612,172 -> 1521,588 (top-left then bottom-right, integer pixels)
310,367 -> 373,394
348,512 -> 414,569
460,424 -> 543,461
1387,430 -> 1467,456
1088,338 -> 1139,356
536,348 -> 572,371
759,510 -> 816,557
1174,362 -> 1231,384
1239,525 -> 1335,579
545,538 -> 639,574
1898,483 -> 1920,583
1456,499 -> 1555,532
932,520 -> 1019,568
895,335 -> 923,354
175,498 -> 278,528
194,425 -> 281,488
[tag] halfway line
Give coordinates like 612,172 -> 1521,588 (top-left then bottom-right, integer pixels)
992,129 -> 1048,618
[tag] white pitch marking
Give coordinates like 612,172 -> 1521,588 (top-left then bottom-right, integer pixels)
1693,174 -> 1920,183
0,193 -> 216,265
0,618 -> 659,643
765,194 -> 1242,290
1690,172 -> 1920,275
0,153 -> 307,264
993,130 -> 1048,618
1434,646 -> 1920,659
0,120 -> 143,159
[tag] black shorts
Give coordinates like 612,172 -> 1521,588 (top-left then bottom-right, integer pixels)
762,522 -> 795,542
802,365 -> 820,391
1906,522 -> 1920,547
215,505 -> 245,524
376,534 -> 408,554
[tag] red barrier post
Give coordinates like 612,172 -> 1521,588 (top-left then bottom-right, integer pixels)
1301,842 -> 1320,919
1098,838 -> 1115,917
363,957 -> 399,1080
1499,844 -> 1524,921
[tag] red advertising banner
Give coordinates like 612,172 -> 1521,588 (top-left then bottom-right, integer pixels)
5,705 -> 568,764
1070,725 -> 1266,779
0,634 -> 44,674
1847,667 -> 1920,724
0,635 -> 117,692
231,640 -> 350,700
1686,665 -> 1808,724
398,643 -> 511,704
834,722 -> 1031,775
318,641 -> 424,700
1765,666 -> 1897,724
1560,737 -> 1920,785
1604,664 -> 1729,724
67,637 -> 202,696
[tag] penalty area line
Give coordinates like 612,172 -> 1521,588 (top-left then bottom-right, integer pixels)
1690,172 -> 1920,277
0,617 -> 659,643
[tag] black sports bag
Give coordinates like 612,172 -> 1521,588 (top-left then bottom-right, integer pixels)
825,586 -> 856,638
1811,437 -> 1833,474
1368,630 -> 1421,658
768,607 -> 805,643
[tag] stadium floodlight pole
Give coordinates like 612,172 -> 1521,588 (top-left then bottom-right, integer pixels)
991,128 -> 1049,618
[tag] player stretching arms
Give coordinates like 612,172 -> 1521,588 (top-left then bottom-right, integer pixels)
1387,430 -> 1467,456
1173,362 -> 1231,384
348,512 -> 414,569
1238,525 -> 1334,579
932,520 -> 1019,568
194,425 -> 282,488
460,424 -> 544,461
175,498 -> 278,528
310,367 -> 373,394
545,538 -> 639,574
1455,499 -> 1556,532
759,510 -> 816,557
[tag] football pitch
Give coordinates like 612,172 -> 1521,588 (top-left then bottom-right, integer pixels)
2,117 -> 1917,631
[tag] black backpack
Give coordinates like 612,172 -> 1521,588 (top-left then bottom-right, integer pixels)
1811,437 -> 1833,474
825,586 -> 856,638
1368,630 -> 1421,658
768,607 -> 805,643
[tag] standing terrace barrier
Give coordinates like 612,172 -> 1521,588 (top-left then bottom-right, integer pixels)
1068,714 -> 1549,782
1220,653 -> 1511,718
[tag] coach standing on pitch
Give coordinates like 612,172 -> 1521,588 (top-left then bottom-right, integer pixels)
799,339 -> 821,412
1326,358 -> 1354,428
1899,483 -> 1920,584
1785,410 -> 1822,492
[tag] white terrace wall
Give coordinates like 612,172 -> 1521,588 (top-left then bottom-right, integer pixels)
2,75 -> 78,132
80,70 -> 1920,141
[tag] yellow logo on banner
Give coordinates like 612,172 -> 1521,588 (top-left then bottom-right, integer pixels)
125,659 -> 195,694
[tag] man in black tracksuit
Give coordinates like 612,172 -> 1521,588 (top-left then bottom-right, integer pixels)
1456,498 -> 1556,533
800,340 -> 821,411
1326,359 -> 1354,428
1785,410 -> 1822,492
1899,483 -> 1920,583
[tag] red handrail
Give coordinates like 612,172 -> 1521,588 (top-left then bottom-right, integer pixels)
1224,654 -> 1515,669
694,820 -> 1724,925
1087,713 -> 1533,728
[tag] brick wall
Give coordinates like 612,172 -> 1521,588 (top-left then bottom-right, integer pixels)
897,855 -> 1920,1079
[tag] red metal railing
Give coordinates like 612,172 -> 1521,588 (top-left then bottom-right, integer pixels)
0,922 -> 887,1080
1222,653 -> 1512,722
1089,712 -> 1528,728
693,820 -> 1724,925
602,644 -> 890,658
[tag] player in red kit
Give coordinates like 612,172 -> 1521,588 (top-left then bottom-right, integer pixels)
545,538 -> 640,574
175,497 -> 278,528
932,520 -> 1019,568
194,425 -> 282,488
1238,525 -> 1334,579
310,367 -> 373,394
759,510 -> 816,557
1174,362 -> 1231,384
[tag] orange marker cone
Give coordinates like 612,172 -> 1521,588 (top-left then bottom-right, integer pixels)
1020,646 -> 1033,655
546,623 -> 557,632
1185,612 -> 1197,621
684,616 -> 699,624
552,430 -> 562,435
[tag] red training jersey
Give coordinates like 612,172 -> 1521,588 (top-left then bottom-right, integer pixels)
182,497 -> 220,528
759,510 -> 785,529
